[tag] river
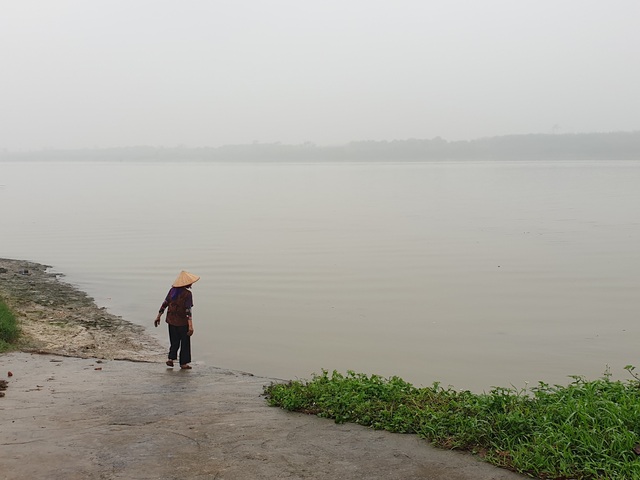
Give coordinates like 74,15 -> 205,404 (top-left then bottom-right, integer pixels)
1,159 -> 639,391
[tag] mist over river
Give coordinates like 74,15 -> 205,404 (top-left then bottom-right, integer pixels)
1,160 -> 639,391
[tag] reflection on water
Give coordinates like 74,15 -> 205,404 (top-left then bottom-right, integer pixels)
1,160 -> 639,391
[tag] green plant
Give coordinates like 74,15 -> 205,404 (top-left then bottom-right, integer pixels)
0,298 -> 20,352
265,368 -> 640,479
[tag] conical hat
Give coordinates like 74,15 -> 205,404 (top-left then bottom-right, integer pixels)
172,270 -> 200,288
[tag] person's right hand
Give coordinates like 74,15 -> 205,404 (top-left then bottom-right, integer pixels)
154,317 -> 160,327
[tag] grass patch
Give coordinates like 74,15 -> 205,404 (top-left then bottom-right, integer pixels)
264,369 -> 640,479
0,298 -> 20,352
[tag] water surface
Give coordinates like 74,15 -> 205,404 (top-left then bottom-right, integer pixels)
1,160 -> 639,391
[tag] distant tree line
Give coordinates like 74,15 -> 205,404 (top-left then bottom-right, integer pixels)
2,131 -> 640,162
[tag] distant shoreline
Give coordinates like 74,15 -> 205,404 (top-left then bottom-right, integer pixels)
3,131 -> 640,162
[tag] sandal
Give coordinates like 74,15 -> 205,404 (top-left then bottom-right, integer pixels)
166,360 -> 174,367
180,364 -> 192,370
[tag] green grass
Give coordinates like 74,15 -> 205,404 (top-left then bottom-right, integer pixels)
264,369 -> 640,479
0,298 -> 20,352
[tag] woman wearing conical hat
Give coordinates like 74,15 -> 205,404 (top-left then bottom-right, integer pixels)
154,271 -> 200,369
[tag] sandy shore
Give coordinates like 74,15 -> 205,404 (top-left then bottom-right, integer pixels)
0,259 -> 525,479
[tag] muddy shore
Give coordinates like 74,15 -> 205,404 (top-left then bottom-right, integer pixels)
0,258 -> 525,479
0,258 -> 164,362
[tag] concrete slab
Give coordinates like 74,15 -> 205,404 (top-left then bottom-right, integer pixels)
0,352 -> 525,480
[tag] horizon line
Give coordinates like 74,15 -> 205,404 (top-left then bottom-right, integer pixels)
2,129 -> 640,153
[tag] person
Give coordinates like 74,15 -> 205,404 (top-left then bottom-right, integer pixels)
154,270 -> 200,369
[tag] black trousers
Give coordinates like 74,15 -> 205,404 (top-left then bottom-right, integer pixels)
168,324 -> 191,365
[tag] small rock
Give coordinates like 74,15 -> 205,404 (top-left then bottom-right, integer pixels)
633,444 -> 640,456
94,367 -> 102,371
8,371 -> 13,377
0,392 -> 5,398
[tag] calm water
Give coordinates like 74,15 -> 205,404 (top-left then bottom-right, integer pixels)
1,160 -> 639,391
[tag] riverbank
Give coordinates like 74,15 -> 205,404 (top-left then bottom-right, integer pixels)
0,258 -> 525,479
0,258 -> 164,362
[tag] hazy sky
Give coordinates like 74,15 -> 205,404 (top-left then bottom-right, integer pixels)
1,1 -> 639,150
